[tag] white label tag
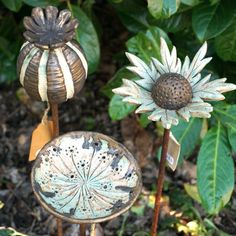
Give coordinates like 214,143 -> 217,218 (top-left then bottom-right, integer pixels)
166,132 -> 181,171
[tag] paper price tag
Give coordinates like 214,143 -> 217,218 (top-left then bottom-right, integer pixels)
166,132 -> 181,171
29,120 -> 53,161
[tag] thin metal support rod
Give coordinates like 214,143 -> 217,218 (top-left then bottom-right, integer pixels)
50,103 -> 62,236
151,128 -> 170,236
80,224 -> 86,236
50,103 -> 59,137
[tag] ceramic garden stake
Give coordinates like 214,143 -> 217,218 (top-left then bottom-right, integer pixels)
113,38 -> 236,236
16,6 -> 88,236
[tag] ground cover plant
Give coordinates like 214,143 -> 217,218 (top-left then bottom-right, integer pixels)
0,0 -> 236,235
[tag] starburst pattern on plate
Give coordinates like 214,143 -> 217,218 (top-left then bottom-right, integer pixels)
113,38 -> 236,129
31,132 -> 142,223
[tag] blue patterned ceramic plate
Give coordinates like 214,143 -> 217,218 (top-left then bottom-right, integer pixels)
31,132 -> 142,223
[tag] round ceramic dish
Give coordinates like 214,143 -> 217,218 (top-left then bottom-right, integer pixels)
31,131 -> 142,223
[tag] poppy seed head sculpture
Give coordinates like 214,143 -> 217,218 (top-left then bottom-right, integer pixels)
17,6 -> 88,104
31,132 -> 142,223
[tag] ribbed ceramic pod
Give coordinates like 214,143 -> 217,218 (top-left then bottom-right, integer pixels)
17,6 -> 88,104
31,132 -> 142,223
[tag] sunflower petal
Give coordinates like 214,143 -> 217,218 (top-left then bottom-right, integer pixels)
151,57 -> 169,74
125,52 -> 156,82
185,42 -> 211,79
192,77 -> 236,101
189,74 -> 201,87
112,79 -> 152,105
177,107 -> 191,121
187,102 -> 213,118
135,79 -> 154,91
135,102 -> 157,113
160,38 -> 171,68
181,56 -> 190,77
148,108 -> 166,121
161,110 -> 179,129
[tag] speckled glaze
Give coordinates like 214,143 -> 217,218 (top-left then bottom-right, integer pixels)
31,132 -> 142,223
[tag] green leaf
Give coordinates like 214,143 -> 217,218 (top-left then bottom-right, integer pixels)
148,0 -> 180,19
181,0 -> 200,6
192,0 -> 235,41
22,0 -> 59,7
101,68 -> 137,98
171,118 -> 202,163
215,19 -> 236,62
184,184 -> 201,203
227,125 -> 236,153
126,26 -> 171,63
213,104 -> 236,152
213,104 -> 236,129
72,5 -> 100,74
139,113 -> 151,128
153,12 -> 191,33
1,0 -> 22,12
197,122 -> 234,214
147,0 -> 163,19
109,94 -> 136,120
111,0 -> 150,33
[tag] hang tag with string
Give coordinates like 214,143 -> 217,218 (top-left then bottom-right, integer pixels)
29,104 -> 53,161
166,132 -> 181,171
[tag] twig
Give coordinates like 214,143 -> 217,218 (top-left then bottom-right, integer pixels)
151,128 -> 170,236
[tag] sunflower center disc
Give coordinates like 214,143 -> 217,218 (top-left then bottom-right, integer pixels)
151,73 -> 192,110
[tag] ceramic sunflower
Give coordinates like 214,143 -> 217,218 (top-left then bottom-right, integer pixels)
113,38 -> 236,129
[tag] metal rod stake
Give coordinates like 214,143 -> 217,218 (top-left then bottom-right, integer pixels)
151,128 -> 170,236
50,103 -> 62,236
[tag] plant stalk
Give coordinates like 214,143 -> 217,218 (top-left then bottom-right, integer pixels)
50,103 -> 63,236
151,128 -> 170,236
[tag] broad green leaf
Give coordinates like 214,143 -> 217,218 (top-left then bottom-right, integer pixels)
197,122 -> 234,214
181,0 -> 200,6
153,12 -> 191,33
213,104 -> 236,152
131,205 -> 145,216
227,125 -> 236,153
213,104 -> 236,129
147,0 -> 163,19
192,0 -> 235,41
72,5 -> 100,74
23,0 -> 59,7
111,0 -> 150,33
184,184 -> 201,203
215,19 -> 236,62
126,26 -> 171,63
148,0 -> 180,19
1,0 -> 22,12
171,118 -> 202,163
109,94 -> 136,120
101,68 -> 137,98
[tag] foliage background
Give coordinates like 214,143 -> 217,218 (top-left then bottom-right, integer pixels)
0,0 -> 236,235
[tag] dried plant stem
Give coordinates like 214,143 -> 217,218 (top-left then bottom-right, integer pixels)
151,128 -> 170,236
50,103 -> 63,236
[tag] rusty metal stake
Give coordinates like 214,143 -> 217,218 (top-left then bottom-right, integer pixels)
79,224 -> 86,236
151,128 -> 170,236
50,103 -> 63,236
